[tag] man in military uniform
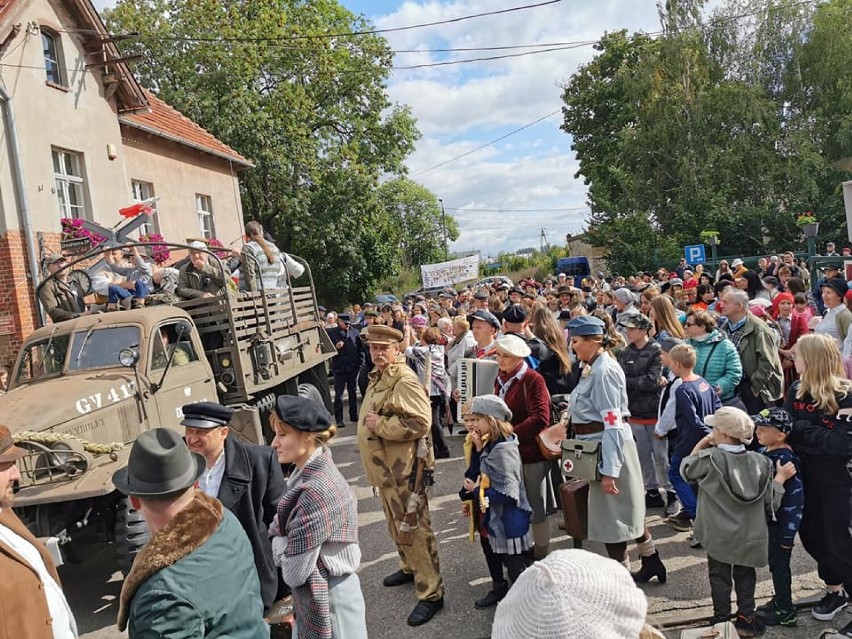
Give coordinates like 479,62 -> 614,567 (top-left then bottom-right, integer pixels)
357,325 -> 444,627
327,313 -> 363,427
39,254 -> 92,322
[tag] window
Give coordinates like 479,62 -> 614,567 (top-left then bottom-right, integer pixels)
41,31 -> 63,86
196,194 -> 215,239
131,180 -> 158,236
151,323 -> 199,370
52,148 -> 87,220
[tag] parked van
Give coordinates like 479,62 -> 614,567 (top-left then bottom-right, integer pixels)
556,256 -> 591,286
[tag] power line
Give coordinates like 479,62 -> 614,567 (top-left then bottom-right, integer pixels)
411,110 -> 561,177
393,42 -> 592,70
61,0 -> 563,43
445,206 -> 588,212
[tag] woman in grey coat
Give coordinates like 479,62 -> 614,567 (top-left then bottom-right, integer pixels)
566,315 -> 667,584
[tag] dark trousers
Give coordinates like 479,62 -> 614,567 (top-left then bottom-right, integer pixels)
798,458 -> 852,591
479,532 -> 531,586
431,396 -> 449,457
767,522 -> 794,611
333,370 -> 358,423
707,555 -> 756,618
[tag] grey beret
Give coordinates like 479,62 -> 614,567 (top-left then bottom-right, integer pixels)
470,394 -> 513,422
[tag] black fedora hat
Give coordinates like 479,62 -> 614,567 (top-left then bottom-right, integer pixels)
112,428 -> 205,497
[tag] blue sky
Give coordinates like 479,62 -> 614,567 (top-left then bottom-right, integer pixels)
93,0 -> 672,256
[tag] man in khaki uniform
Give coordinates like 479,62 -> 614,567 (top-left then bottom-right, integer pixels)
358,325 -> 444,627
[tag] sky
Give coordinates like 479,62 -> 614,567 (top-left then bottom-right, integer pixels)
92,0 -> 670,257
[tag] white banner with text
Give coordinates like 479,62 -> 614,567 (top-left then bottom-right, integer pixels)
420,255 -> 480,288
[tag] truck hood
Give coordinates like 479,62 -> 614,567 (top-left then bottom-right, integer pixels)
0,372 -> 140,436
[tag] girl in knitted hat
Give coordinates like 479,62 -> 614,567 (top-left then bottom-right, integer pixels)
460,394 -> 533,609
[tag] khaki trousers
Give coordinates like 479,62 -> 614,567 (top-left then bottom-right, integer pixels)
379,486 -> 444,602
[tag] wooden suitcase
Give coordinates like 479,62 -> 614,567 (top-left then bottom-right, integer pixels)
559,478 -> 589,546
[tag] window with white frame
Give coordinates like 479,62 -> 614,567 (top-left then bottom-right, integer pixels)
41,30 -> 64,86
52,148 -> 87,220
131,180 -> 159,236
196,194 -> 215,238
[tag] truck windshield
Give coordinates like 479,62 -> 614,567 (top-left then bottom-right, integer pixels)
15,334 -> 71,385
68,326 -> 141,371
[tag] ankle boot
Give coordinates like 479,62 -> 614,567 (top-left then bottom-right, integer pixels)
631,550 -> 667,584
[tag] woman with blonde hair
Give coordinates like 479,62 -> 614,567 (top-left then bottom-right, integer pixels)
649,296 -> 685,342
529,303 -> 574,395
783,334 -> 852,632
269,395 -> 366,638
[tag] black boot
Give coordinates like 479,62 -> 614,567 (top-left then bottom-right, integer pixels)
475,581 -> 508,609
631,550 -> 667,584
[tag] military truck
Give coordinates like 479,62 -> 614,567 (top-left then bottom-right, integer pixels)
2,243 -> 335,569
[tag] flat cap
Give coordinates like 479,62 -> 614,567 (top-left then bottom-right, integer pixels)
274,395 -> 332,432
821,278 -> 848,300
510,286 -> 524,295
567,315 -> 605,336
467,309 -> 500,330
502,304 -> 528,324
668,277 -> 684,286
439,291 -> 454,299
362,325 -> 403,344
623,314 -> 652,330
181,402 -> 235,429
494,334 -> 532,358
338,313 -> 351,323
470,395 -> 513,422
364,309 -> 380,318
474,290 -> 490,300
45,253 -> 66,265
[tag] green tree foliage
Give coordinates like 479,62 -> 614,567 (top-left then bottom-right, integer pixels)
376,178 -> 459,271
106,0 -> 421,305
560,0 -> 851,274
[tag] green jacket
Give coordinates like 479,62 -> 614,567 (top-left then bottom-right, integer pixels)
681,447 -> 783,567
730,313 -> 783,404
118,491 -> 268,638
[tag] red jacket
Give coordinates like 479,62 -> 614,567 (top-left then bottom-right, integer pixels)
495,367 -> 551,463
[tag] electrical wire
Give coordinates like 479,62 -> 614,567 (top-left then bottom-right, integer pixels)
56,0 -> 563,42
410,110 -> 561,177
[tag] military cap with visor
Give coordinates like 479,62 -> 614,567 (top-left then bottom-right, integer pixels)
361,325 -> 404,344
566,315 -> 605,336
181,401 -> 235,429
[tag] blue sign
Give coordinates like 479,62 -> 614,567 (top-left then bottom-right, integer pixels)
684,244 -> 706,265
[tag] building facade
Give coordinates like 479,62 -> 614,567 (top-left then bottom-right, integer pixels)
0,0 -> 252,366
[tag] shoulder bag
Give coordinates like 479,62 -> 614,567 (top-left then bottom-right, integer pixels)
560,433 -> 602,481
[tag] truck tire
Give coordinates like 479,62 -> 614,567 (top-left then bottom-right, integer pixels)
115,496 -> 150,574
298,364 -> 333,413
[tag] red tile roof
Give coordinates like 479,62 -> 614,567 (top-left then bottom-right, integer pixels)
120,90 -> 253,168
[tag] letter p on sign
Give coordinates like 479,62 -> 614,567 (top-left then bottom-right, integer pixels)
684,244 -> 706,266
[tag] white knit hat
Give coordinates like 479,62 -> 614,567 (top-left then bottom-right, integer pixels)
492,549 -> 649,639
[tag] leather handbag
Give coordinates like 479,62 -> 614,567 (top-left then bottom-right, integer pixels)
560,437 -> 602,481
535,422 -> 566,460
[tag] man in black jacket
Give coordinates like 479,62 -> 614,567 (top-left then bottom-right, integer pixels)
181,401 -> 286,612
326,313 -> 363,427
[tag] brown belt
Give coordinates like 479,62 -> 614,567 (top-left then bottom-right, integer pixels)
572,421 -> 604,435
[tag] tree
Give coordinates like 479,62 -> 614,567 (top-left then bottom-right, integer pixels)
560,0 -> 850,272
106,0 -> 420,305
376,178 -> 459,270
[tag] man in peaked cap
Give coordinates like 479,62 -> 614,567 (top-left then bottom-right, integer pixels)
113,428 -> 268,637
472,288 -> 490,311
326,312 -> 364,427
357,325 -> 445,626
502,304 -> 552,367
181,401 -> 286,612
466,309 -> 500,359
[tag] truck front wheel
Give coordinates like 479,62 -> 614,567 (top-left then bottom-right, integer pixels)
114,496 -> 150,574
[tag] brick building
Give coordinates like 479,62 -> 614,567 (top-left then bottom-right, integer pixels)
0,0 -> 252,366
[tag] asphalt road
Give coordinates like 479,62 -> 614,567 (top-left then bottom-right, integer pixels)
65,427 -> 848,639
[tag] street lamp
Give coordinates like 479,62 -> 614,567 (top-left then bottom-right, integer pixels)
438,198 -> 448,261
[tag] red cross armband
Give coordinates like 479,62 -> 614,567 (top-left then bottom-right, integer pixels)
601,409 -> 624,430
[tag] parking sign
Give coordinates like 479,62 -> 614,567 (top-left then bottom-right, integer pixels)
684,244 -> 706,265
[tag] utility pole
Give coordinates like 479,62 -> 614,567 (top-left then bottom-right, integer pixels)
438,198 -> 448,261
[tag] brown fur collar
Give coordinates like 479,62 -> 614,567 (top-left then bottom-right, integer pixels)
117,491 -> 223,630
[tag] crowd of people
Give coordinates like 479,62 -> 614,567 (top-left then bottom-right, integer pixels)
3,242 -> 852,639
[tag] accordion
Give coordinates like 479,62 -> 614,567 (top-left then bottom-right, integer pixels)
456,358 -> 499,420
